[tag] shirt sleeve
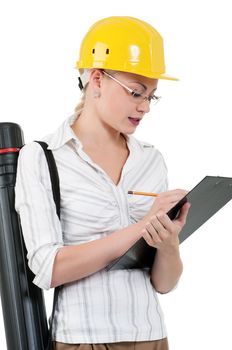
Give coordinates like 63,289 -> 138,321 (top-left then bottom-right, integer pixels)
15,142 -> 64,290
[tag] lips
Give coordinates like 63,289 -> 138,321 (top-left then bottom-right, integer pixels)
128,117 -> 141,126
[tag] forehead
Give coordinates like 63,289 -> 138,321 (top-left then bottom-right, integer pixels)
115,71 -> 158,90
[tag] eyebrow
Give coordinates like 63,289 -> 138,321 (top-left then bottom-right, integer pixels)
127,80 -> 157,93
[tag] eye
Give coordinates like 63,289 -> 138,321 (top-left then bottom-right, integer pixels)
150,94 -> 160,101
131,90 -> 143,98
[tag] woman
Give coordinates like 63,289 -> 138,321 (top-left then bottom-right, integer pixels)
15,16 -> 190,350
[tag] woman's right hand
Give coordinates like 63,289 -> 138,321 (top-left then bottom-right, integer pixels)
143,189 -> 188,223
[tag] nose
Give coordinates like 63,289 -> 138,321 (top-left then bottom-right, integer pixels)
136,99 -> 150,114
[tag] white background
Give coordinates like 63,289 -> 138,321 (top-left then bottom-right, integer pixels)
0,0 -> 232,349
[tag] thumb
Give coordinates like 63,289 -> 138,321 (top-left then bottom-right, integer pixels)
176,202 -> 191,226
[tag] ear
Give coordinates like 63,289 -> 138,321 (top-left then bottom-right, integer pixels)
89,69 -> 103,89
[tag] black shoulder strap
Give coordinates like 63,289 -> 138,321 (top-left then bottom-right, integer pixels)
34,141 -> 60,219
34,141 -> 61,350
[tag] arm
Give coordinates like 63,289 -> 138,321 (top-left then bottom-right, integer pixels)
52,189 -> 189,287
51,220 -> 144,287
142,202 -> 190,293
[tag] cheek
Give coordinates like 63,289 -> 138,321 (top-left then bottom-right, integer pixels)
101,91 -> 130,118
111,99 -> 127,114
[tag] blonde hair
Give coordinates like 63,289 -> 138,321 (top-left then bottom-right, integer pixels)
74,92 -> 85,116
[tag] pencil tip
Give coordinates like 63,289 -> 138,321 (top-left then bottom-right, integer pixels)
128,191 -> 133,194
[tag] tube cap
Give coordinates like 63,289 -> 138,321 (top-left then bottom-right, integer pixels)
0,123 -> 24,149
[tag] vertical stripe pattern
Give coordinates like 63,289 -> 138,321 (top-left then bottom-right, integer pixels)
15,115 -> 168,344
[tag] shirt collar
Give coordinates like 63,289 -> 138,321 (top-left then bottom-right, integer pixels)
45,114 -> 149,154
46,115 -> 82,150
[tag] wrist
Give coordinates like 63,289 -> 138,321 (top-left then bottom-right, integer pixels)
157,242 -> 180,257
134,220 -> 146,238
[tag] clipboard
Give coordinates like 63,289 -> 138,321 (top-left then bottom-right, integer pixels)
107,176 -> 232,270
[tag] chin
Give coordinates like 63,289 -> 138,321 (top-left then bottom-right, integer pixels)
125,125 -> 138,134
126,129 -> 136,135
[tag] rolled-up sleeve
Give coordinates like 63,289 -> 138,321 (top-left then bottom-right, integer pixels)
15,142 -> 64,290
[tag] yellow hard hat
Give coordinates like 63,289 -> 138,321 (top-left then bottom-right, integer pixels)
76,16 -> 177,81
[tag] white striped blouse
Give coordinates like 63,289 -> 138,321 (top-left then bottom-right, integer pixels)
15,115 -> 169,344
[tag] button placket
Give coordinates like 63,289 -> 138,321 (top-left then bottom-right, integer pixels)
110,184 -> 130,227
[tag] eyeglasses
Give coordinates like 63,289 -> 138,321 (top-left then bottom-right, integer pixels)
103,71 -> 161,106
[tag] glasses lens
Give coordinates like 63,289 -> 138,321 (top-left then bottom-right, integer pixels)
131,91 -> 145,102
151,96 -> 161,106
131,91 -> 161,106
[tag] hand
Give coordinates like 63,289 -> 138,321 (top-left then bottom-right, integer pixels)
141,202 -> 191,252
143,189 -> 188,223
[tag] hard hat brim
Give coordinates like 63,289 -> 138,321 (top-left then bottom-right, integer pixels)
155,73 -> 179,81
76,64 -> 179,82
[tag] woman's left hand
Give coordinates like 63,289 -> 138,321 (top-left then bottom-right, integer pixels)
141,202 -> 190,253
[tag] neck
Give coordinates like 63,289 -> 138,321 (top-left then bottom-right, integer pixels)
72,110 -> 126,150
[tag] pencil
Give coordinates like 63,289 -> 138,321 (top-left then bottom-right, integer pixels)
128,191 -> 158,197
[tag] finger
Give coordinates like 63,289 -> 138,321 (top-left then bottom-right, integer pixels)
176,202 -> 191,226
150,214 -> 170,240
173,189 -> 189,196
142,230 -> 160,247
155,212 -> 175,234
161,189 -> 188,199
145,223 -> 163,243
159,189 -> 188,204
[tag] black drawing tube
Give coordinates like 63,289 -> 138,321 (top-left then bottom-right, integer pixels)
0,123 -> 48,349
